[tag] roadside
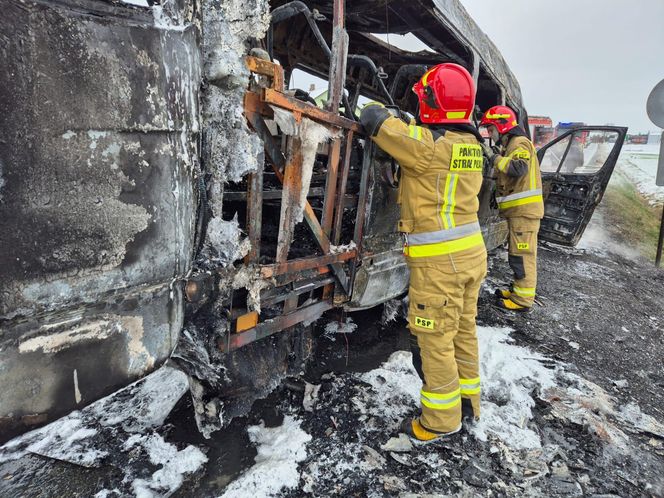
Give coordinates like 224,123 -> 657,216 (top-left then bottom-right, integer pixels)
600,144 -> 663,261
600,170 -> 661,261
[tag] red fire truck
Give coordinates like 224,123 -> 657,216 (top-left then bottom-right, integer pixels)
528,115 -> 554,147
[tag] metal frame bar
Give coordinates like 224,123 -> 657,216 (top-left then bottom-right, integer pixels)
219,300 -> 334,352
260,250 -> 357,278
276,130 -> 303,262
245,109 -> 353,293
263,88 -> 361,132
333,130 -> 354,244
245,167 -> 263,264
261,276 -> 336,307
321,138 -> 341,236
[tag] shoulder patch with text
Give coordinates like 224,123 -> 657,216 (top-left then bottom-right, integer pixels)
450,143 -> 483,171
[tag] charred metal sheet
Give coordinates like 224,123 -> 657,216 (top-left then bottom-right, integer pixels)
0,0 -> 198,442
0,283 -> 183,443
347,250 -> 409,310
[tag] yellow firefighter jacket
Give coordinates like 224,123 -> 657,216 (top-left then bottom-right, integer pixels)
493,131 -> 544,219
360,105 -> 486,272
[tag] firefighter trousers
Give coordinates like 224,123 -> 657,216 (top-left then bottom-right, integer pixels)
507,217 -> 540,307
407,258 -> 487,433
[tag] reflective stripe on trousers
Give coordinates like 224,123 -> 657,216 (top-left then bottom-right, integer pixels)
421,388 -> 461,410
496,189 -> 542,209
403,230 -> 484,258
460,377 -> 480,396
512,286 -> 536,297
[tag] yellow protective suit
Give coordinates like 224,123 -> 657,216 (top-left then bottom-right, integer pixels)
493,130 -> 544,307
360,105 -> 487,432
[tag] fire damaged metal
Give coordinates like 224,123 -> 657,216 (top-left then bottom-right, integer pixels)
0,0 -> 626,443
0,0 -> 199,442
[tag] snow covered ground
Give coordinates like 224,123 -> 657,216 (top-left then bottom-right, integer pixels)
223,326 -> 664,497
5,321 -> 661,496
0,296 -> 664,498
617,143 -> 663,205
0,367 -> 208,497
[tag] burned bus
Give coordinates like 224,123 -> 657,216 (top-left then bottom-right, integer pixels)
0,0 -> 627,442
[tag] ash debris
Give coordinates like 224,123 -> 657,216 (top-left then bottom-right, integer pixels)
201,0 -> 269,219
268,324 -> 664,497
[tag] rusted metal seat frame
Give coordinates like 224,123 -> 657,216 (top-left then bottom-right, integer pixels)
222,43 -> 367,351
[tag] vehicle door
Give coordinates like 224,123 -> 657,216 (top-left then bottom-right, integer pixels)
537,126 -> 628,246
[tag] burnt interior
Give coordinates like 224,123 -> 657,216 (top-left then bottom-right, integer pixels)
211,0 -> 527,342
222,144 -> 364,264
270,0 -> 475,105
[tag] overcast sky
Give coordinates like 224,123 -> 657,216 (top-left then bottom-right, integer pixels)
460,0 -> 664,133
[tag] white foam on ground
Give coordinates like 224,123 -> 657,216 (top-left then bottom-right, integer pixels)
324,317 -> 357,336
90,365 -> 190,431
472,326 -> 558,449
358,327 -> 558,449
219,415 -> 311,498
127,434 -> 208,497
0,366 -> 203,496
358,350 -> 421,428
0,413 -> 105,467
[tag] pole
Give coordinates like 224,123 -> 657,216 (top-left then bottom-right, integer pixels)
655,135 -> 664,266
326,0 -> 348,113
656,203 -> 664,267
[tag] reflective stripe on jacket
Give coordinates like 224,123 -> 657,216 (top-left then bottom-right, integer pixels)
494,133 -> 544,219
360,105 -> 486,267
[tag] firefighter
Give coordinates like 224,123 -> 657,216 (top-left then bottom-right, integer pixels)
360,63 -> 486,442
480,105 -> 544,311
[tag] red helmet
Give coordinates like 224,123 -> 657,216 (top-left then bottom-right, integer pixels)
412,63 -> 475,124
480,105 -> 519,134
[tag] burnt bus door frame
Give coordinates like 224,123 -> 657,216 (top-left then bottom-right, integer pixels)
537,126 -> 628,246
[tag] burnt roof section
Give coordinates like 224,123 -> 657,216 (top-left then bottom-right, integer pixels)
271,0 -> 522,107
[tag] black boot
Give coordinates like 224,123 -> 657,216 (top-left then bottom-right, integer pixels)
462,398 -> 479,422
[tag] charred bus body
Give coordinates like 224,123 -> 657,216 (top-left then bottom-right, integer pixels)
0,0 -> 626,442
